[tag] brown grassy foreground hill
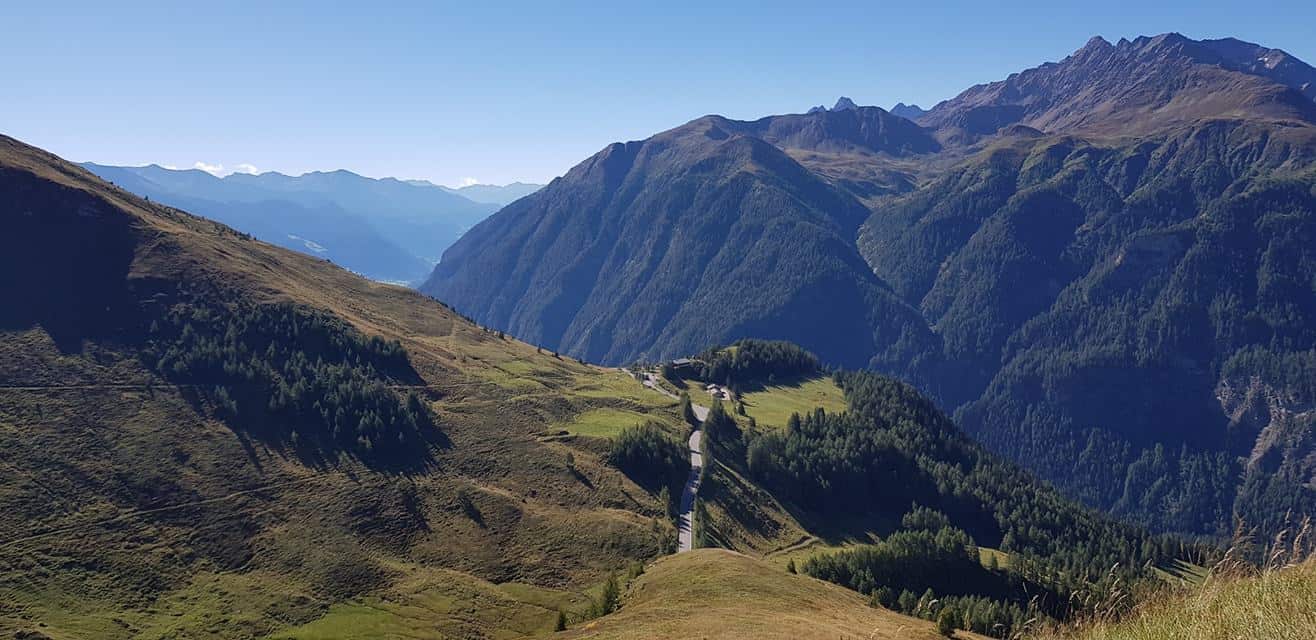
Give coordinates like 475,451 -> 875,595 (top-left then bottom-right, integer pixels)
0,134 -> 690,638
564,549 -> 989,640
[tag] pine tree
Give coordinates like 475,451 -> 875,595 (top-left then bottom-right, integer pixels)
897,589 -> 918,613
679,392 -> 697,425
598,572 -> 621,615
937,609 -> 957,637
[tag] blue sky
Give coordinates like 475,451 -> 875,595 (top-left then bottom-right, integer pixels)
3,1 -> 1313,185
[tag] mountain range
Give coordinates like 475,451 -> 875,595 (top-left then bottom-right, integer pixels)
0,131 -> 1189,638
438,181 -> 544,205
79,164 -> 540,284
5,27 -> 1315,640
424,32 -> 1316,537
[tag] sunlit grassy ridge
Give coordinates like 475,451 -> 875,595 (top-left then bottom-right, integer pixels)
563,549 -> 990,640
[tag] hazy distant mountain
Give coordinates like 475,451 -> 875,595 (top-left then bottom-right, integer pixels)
437,181 -> 544,206
806,97 -> 868,115
889,102 -> 927,121
81,164 -> 498,283
426,33 -> 1316,538
831,96 -> 860,111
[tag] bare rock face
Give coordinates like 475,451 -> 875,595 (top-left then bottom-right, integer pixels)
920,33 -> 1316,140
832,96 -> 860,111
889,102 -> 927,121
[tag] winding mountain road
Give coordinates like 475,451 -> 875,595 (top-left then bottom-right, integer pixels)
642,372 -> 708,552
676,429 -> 703,552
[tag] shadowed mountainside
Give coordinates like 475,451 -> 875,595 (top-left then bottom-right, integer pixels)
427,115 -> 940,370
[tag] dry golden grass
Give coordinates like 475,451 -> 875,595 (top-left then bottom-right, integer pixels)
1042,560 -> 1316,640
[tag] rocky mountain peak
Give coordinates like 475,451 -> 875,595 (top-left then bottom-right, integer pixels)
832,96 -> 860,111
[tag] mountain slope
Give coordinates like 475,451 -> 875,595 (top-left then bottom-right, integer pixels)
424,115 -> 940,369
860,120 -> 1316,535
0,134 -> 684,639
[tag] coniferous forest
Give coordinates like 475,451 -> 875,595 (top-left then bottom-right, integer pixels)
147,300 -> 440,468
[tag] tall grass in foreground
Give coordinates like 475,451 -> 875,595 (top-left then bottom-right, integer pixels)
1041,521 -> 1316,640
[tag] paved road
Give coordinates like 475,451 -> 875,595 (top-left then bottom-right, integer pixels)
641,372 -> 709,420
677,429 -> 703,552
641,372 -> 708,552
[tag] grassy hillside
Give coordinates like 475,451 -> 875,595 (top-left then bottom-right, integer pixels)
1044,560 -> 1316,640
0,134 -> 682,639
563,549 -> 990,640
738,376 -> 847,429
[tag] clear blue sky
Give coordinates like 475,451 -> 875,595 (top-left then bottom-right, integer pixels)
3,1 -> 1313,185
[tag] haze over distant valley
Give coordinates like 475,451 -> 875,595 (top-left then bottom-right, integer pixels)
81,162 -> 542,284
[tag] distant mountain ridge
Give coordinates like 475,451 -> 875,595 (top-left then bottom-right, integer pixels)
425,32 -> 1316,539
438,181 -> 544,205
889,102 -> 927,121
81,163 -> 500,283
919,33 -> 1316,140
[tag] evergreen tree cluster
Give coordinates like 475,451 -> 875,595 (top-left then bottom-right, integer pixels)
804,526 -> 982,597
1222,347 -> 1316,404
697,339 -> 821,388
701,400 -> 740,450
806,523 -> 1037,637
146,300 -> 438,467
608,421 -> 689,501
